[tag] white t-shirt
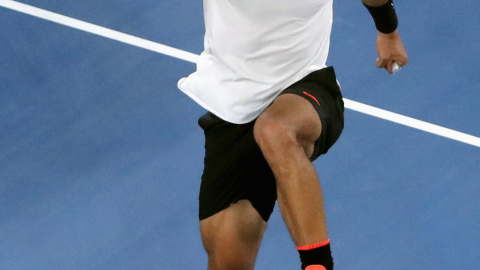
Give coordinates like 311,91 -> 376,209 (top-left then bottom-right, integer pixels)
178,0 -> 333,124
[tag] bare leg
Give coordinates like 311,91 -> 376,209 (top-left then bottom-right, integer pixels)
200,200 -> 267,270
254,94 -> 328,246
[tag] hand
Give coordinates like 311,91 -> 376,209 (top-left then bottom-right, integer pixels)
376,30 -> 408,74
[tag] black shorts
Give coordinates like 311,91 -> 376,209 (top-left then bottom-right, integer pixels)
197,67 -> 344,221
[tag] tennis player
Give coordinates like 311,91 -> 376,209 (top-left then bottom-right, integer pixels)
178,0 -> 408,269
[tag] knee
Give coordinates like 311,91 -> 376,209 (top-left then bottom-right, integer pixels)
254,116 -> 300,158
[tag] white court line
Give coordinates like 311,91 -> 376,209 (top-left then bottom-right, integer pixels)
343,99 -> 480,147
2,0 -> 479,148
0,0 -> 200,63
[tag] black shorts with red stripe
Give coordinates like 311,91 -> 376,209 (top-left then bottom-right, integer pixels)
197,67 -> 344,221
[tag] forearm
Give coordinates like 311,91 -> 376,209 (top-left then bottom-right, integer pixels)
362,0 -> 408,72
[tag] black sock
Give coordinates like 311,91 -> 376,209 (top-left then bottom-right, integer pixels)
297,241 -> 334,270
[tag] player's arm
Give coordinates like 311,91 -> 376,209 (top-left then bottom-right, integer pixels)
362,0 -> 408,74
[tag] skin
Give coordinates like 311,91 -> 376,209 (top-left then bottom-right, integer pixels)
200,1 -> 408,269
376,30 -> 408,73
363,0 -> 409,73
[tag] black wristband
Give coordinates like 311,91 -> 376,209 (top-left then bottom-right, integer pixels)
363,0 -> 398,34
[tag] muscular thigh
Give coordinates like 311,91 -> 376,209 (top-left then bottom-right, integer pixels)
200,200 -> 267,269
200,200 -> 267,248
260,67 -> 345,160
258,93 -> 322,158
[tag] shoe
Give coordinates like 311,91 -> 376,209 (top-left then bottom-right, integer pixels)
305,265 -> 327,270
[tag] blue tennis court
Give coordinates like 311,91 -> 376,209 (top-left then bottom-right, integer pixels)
1,0 -> 479,269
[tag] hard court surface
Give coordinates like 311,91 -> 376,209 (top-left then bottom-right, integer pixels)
1,1 -> 479,269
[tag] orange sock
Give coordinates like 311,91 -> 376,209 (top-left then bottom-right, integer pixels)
305,265 -> 327,270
